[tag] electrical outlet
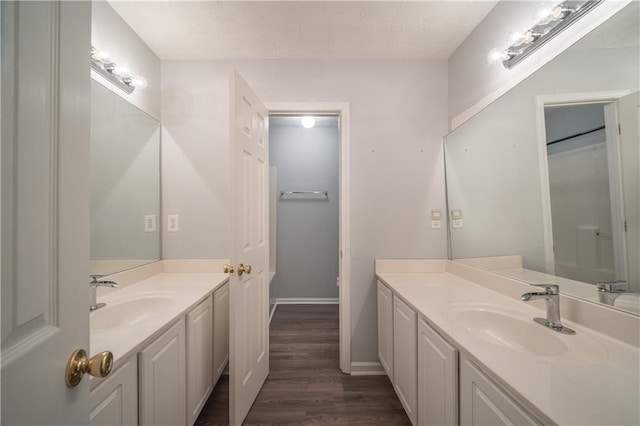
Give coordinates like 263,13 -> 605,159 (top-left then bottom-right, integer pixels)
167,214 -> 179,232
452,219 -> 464,229
431,219 -> 442,229
145,214 -> 157,232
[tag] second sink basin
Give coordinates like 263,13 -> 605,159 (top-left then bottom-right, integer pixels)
91,295 -> 176,330
451,307 -> 569,357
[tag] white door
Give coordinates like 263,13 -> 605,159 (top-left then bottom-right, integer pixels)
604,101 -> 630,282
1,1 -> 93,424
613,92 -> 640,291
229,70 -> 270,425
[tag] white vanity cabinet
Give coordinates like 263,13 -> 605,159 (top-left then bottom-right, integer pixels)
90,356 -> 138,426
393,296 -> 418,425
460,355 -> 540,426
213,282 -> 229,382
186,297 -> 214,425
139,318 -> 186,426
418,318 -> 458,426
376,281 -> 394,380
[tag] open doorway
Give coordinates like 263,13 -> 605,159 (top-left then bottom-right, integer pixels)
266,102 -> 351,374
537,91 -> 634,291
268,114 -> 340,314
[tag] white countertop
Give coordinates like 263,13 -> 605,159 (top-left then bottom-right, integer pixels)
376,271 -> 640,426
90,272 -> 228,364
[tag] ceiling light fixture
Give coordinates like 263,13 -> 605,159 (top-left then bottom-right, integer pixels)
91,47 -> 147,94
487,0 -> 602,69
301,116 -> 316,128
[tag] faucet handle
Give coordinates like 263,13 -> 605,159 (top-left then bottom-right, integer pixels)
529,283 -> 559,295
597,280 -> 628,293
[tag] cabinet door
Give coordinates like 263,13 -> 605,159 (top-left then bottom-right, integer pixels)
187,297 -> 214,425
213,282 -> 230,383
460,356 -> 540,426
90,356 -> 138,426
418,318 -> 458,426
393,296 -> 417,425
377,281 -> 394,381
139,319 -> 186,426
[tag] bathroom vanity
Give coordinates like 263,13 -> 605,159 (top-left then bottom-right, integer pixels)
89,266 -> 229,426
376,259 -> 640,426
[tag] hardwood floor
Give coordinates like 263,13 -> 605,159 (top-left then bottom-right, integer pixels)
195,304 -> 410,425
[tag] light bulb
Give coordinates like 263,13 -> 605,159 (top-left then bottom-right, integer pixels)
486,48 -> 505,65
551,5 -> 572,20
523,29 -> 541,44
507,29 -> 526,47
301,116 -> 315,128
113,65 -> 130,78
97,49 -> 113,64
533,4 -> 555,25
131,76 -> 148,90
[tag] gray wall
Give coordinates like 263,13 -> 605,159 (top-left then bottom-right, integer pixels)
161,60 -> 449,363
270,122 -> 339,300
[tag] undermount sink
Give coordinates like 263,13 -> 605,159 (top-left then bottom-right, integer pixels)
91,295 -> 175,330
446,304 -> 609,362
449,306 -> 569,357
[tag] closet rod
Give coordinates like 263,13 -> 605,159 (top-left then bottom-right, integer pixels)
547,125 -> 605,146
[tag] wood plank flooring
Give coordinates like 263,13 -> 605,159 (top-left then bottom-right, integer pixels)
195,304 -> 410,425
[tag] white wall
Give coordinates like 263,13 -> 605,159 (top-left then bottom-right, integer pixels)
92,1 -> 161,120
270,123 -> 339,300
448,0 -> 632,128
161,60 -> 449,362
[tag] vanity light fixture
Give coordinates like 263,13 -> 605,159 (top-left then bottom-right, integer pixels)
301,116 -> 316,128
487,0 -> 602,69
91,47 -> 148,94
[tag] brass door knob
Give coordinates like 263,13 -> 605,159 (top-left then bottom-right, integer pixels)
65,349 -> 113,388
223,264 -> 235,275
237,263 -> 252,276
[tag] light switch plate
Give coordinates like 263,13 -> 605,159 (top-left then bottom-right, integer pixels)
451,210 -> 463,220
167,214 -> 179,232
431,210 -> 442,220
145,215 -> 157,232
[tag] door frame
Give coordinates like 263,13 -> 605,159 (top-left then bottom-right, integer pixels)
265,101 -> 351,374
535,90 -> 631,276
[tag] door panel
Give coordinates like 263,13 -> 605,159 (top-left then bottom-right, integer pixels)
230,70 -> 269,425
1,1 -> 91,423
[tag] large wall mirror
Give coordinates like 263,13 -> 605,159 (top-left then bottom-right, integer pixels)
90,80 -> 161,276
444,2 -> 639,315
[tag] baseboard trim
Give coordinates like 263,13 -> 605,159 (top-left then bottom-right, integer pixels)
350,362 -> 386,376
274,298 -> 339,304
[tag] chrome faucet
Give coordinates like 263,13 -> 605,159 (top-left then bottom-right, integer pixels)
597,280 -> 628,306
90,275 -> 118,311
521,284 -> 575,335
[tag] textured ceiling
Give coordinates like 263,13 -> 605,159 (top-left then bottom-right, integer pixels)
108,1 -> 498,60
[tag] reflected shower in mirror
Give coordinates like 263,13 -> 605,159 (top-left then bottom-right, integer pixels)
444,2 -> 639,316
90,80 -> 161,276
